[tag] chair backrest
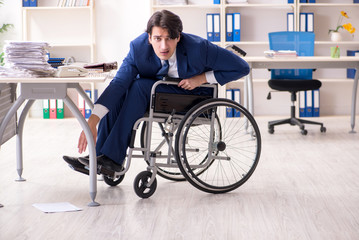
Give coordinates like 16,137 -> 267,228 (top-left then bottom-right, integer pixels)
269,31 -> 315,80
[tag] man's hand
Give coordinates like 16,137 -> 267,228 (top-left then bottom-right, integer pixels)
78,114 -> 100,154
178,73 -> 207,90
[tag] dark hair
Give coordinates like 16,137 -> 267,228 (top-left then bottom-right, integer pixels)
146,10 -> 183,39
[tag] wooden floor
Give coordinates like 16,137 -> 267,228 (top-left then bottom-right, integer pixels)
0,116 -> 358,240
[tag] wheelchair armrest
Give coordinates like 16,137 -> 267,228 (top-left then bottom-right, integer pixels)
163,76 -> 183,82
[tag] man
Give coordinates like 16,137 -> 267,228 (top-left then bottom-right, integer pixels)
63,10 -> 249,175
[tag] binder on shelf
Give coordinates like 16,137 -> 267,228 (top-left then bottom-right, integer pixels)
287,0 -> 294,3
57,99 -> 64,119
49,99 -> 57,119
226,89 -> 233,118
23,0 -> 30,7
213,0 -> 220,4
206,14 -> 214,42
29,0 -> 37,7
299,13 -> 307,32
308,0 -> 316,3
355,0 -> 359,3
226,13 -> 234,42
347,50 -> 359,78
305,90 -> 313,117
299,91 -> 305,117
85,90 -> 92,119
287,13 -> 294,32
43,100 -> 49,119
313,89 -> 320,117
233,89 -> 241,117
78,93 -> 85,117
300,0 -> 307,3
213,13 -> 221,42
233,13 -> 241,42
306,13 -> 314,32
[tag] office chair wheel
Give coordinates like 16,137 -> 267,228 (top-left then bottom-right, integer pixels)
103,174 -> 125,187
133,171 -> 157,198
175,98 -> 261,194
320,126 -> 326,133
301,129 -> 308,135
140,122 -> 186,182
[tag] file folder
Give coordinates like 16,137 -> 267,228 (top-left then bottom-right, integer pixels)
57,99 -> 64,119
78,93 -> 85,117
233,13 -> 241,42
306,13 -> 314,32
85,90 -> 92,119
49,99 -> 57,119
299,91 -> 305,117
226,13 -> 234,42
23,0 -> 30,7
226,89 -> 233,117
233,89 -> 241,117
206,14 -> 214,42
287,0 -> 294,3
43,99 -> 49,119
213,0 -> 220,4
29,0 -> 37,7
305,90 -> 313,117
213,13 -> 221,42
308,0 -> 316,3
300,13 -> 307,32
313,89 -> 320,117
287,13 -> 294,32
347,50 -> 359,78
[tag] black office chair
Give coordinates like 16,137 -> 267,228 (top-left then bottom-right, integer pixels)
267,31 -> 326,135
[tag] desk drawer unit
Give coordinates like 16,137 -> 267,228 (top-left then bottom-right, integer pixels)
0,83 -> 17,145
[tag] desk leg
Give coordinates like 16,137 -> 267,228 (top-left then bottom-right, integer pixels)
63,96 -> 100,207
350,68 -> 359,133
15,99 -> 35,181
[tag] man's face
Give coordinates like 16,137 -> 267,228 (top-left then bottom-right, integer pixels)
148,26 -> 180,61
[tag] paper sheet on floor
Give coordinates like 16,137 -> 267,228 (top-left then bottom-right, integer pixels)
32,202 -> 82,213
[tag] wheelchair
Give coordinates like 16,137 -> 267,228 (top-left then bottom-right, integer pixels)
99,76 -> 262,199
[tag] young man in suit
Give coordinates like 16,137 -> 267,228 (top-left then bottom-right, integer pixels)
63,10 -> 249,175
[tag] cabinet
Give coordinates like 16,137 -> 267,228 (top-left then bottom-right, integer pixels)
151,0 -> 359,115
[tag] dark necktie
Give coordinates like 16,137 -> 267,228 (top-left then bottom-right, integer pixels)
156,60 -> 169,79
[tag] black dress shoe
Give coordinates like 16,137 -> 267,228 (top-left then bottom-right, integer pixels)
78,155 -> 123,176
63,155 -> 89,175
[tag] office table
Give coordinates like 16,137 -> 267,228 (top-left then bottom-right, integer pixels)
243,56 -> 359,133
0,76 -> 108,207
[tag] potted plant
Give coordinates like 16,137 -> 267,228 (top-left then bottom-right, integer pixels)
328,11 -> 356,42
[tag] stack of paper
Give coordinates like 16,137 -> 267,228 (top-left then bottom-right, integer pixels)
264,50 -> 297,58
3,41 -> 56,77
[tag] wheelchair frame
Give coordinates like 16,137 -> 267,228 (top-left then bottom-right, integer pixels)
102,79 -> 262,198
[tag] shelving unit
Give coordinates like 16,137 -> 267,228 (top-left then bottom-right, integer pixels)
21,0 -> 97,118
150,0 -> 359,116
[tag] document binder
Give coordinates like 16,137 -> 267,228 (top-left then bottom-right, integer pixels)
299,91 -> 305,117
213,14 -> 221,42
305,90 -> 313,117
233,13 -> 241,42
49,99 -> 57,119
347,50 -> 359,78
313,89 -> 320,117
23,0 -> 30,7
306,13 -> 314,32
300,13 -> 307,32
233,89 -> 241,117
206,14 -> 214,42
213,0 -> 220,4
29,0 -> 37,7
226,89 -> 233,117
85,90 -> 92,119
57,99 -> 64,119
287,13 -> 294,32
287,0 -> 294,3
308,0 -> 316,3
77,93 -> 85,117
43,100 -> 49,119
226,13 -> 234,42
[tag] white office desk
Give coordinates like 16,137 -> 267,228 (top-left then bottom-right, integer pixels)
0,76 -> 108,207
243,56 -> 359,133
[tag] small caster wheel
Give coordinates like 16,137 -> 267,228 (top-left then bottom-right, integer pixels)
301,129 -> 308,135
134,171 -> 157,198
268,127 -> 274,134
103,174 -> 125,186
320,126 -> 326,133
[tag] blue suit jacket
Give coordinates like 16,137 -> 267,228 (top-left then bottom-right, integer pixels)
96,32 -> 249,112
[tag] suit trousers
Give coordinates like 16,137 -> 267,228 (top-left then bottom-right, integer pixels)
96,78 -> 213,165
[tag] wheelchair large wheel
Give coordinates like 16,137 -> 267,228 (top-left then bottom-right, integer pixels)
141,122 -> 185,181
175,98 -> 261,194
